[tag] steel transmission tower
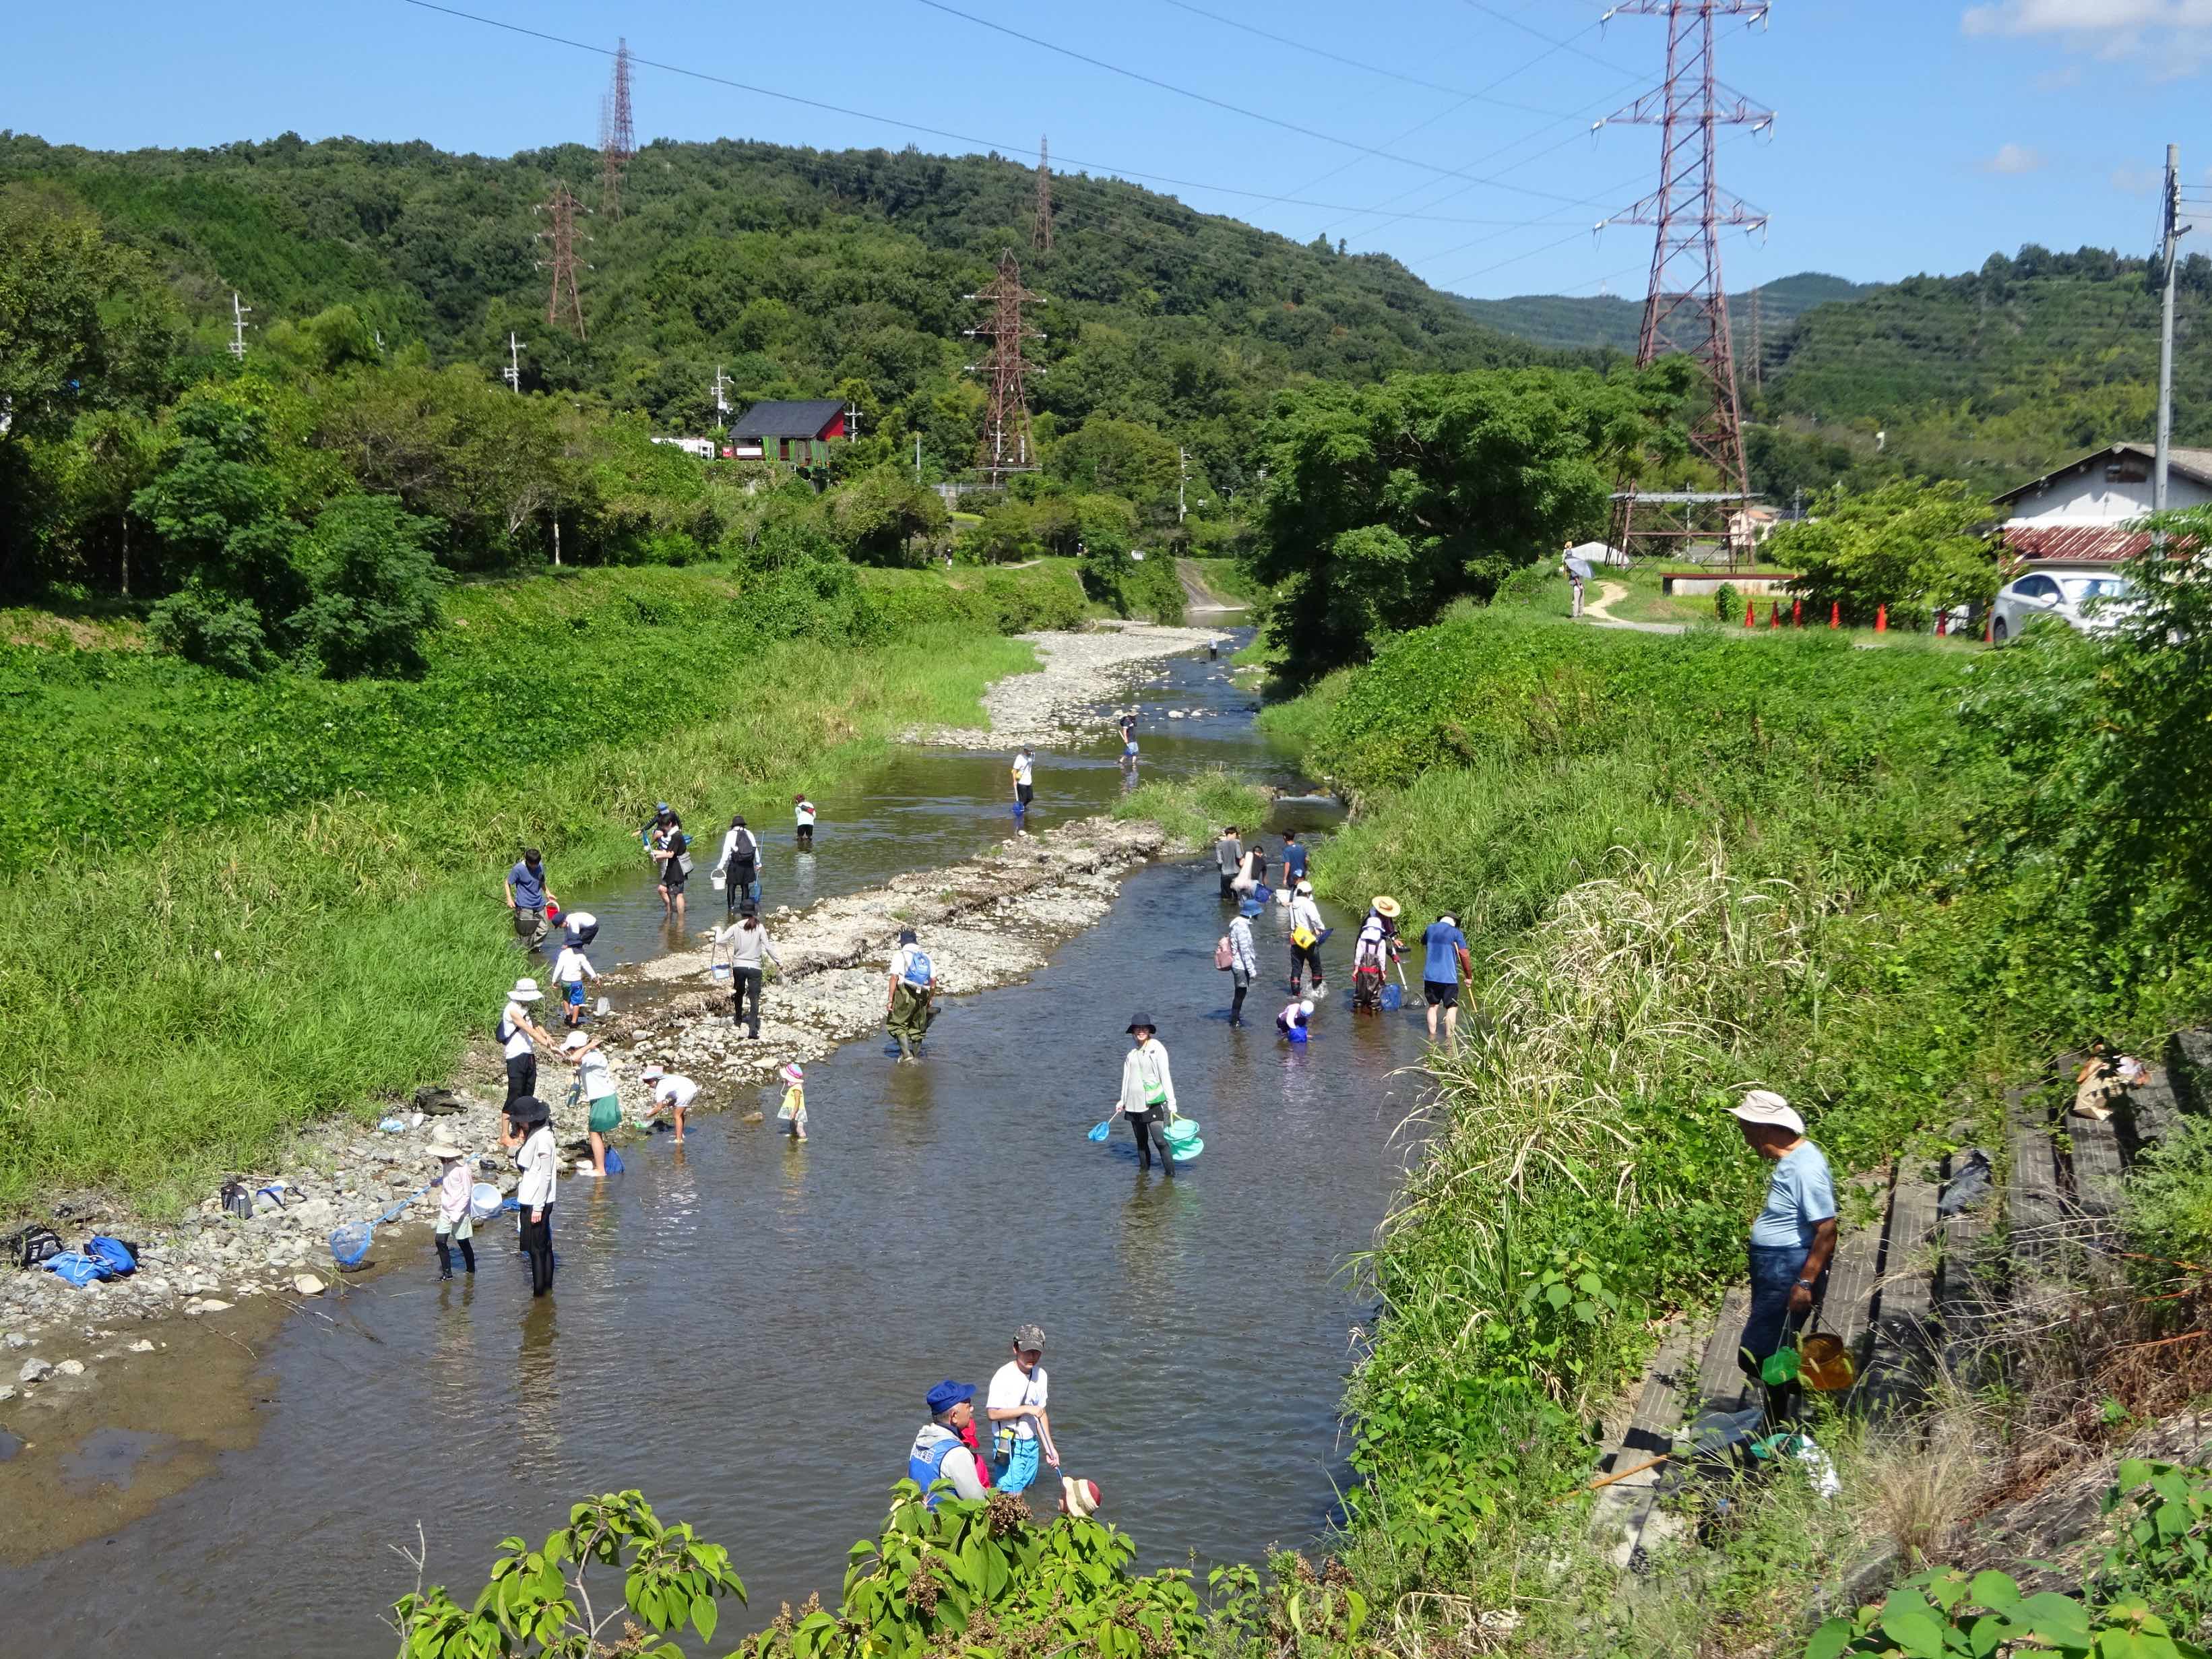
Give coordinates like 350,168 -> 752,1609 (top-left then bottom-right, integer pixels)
600,38 -> 636,220
964,249 -> 1046,484
1034,135 -> 1054,253
1603,1 -> 1773,565
536,186 -> 591,340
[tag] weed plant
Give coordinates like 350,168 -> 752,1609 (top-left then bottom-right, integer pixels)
1111,768 -> 1272,854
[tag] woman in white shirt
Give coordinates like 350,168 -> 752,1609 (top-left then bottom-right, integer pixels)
1107,1015 -> 1178,1175
639,1063 -> 699,1145
559,1032 -> 621,1177
499,977 -> 555,1108
509,1095 -> 559,1296
1226,911 -> 1260,1028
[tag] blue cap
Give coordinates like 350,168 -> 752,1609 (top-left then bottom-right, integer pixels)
926,1379 -> 975,1414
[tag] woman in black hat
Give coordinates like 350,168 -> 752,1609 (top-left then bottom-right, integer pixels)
1107,1016 -> 1177,1175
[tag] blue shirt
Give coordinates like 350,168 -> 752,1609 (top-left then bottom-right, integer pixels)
508,860 -> 546,910
1283,844 -> 1309,880
1422,922 -> 1468,985
1749,1141 -> 1836,1249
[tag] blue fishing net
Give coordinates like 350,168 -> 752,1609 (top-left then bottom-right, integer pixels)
327,1222 -> 373,1267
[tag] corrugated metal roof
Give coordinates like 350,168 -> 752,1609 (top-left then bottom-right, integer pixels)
730,399 -> 846,438
2000,524 -> 2151,563
1992,442 -> 2212,505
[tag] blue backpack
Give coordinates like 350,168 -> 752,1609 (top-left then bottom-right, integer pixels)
87,1236 -> 137,1277
902,949 -> 933,989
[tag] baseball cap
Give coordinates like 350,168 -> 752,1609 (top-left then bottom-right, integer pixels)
1013,1323 -> 1046,1352
925,1379 -> 976,1414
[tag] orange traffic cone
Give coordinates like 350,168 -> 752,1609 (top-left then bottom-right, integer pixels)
1935,609 -> 1947,637
1829,602 -> 1840,629
1769,601 -> 1780,629
1792,599 -> 1802,627
1983,613 -> 1992,644
1744,599 -> 1755,629
1875,603 -> 1887,634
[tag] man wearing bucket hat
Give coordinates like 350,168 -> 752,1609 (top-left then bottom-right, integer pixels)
986,1324 -> 1061,1494
886,929 -> 937,1064
499,978 -> 557,1108
1107,1015 -> 1178,1174
1286,879 -> 1327,998
908,1381 -> 990,1508
1730,1089 -> 1837,1422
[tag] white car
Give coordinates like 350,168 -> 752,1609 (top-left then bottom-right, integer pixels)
1988,571 -> 2139,644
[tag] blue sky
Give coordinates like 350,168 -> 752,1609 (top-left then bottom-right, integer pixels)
11,0 -> 2201,299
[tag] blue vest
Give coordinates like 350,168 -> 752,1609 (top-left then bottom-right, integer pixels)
907,1425 -> 968,1508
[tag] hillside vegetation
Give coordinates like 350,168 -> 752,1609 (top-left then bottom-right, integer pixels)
1455,270 -> 1872,356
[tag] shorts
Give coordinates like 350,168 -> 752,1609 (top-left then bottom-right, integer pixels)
662,863 -> 689,894
1423,979 -> 1460,1008
587,1094 -> 621,1134
997,1436 -> 1041,1493
435,1214 -> 474,1242
563,980 -> 586,1008
1016,783 -> 1035,806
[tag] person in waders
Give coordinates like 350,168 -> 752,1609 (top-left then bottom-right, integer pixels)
886,929 -> 938,1063
1106,1015 -> 1178,1174
793,792 -> 817,852
1215,825 -> 1244,900
908,1381 -> 989,1507
505,848 -> 554,947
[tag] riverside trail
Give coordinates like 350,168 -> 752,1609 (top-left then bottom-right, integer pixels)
1,625 -> 1439,1655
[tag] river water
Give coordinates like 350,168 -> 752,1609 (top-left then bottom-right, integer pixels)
3,637 -> 1436,1656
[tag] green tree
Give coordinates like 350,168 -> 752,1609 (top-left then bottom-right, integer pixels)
1769,478 -> 1996,627
1048,416 -> 1181,511
825,466 -> 949,565
288,493 -> 447,677
1249,363 -> 1686,679
71,408 -> 161,596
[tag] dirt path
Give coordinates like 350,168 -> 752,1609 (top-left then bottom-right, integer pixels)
1581,580 -> 1686,635
1176,557 -> 1246,615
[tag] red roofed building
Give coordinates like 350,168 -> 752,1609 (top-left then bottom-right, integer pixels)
1992,442 -> 2212,566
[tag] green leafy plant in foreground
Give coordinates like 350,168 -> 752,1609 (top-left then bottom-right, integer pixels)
1805,1569 -> 2202,1659
2091,1461 -> 2212,1641
391,1491 -> 747,1658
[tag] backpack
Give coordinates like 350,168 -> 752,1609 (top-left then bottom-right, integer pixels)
729,829 -> 758,872
414,1085 -> 464,1116
902,949 -> 934,989
1214,936 -> 1234,971
7,1224 -> 63,1270
86,1236 -> 137,1277
45,1251 -> 113,1288
222,1179 -> 254,1220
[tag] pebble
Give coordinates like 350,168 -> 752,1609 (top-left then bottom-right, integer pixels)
129,1339 -> 156,1352
19,1357 -> 52,1383
0,1384 -> 13,1402
3,1332 -> 26,1349
55,1359 -> 84,1377
292,1274 -> 325,1296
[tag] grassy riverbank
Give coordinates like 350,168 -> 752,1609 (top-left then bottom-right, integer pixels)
0,561 -> 1087,1214
1251,604 -> 2212,1654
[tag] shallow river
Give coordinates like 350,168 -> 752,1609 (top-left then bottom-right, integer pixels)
4,637 -> 1437,1655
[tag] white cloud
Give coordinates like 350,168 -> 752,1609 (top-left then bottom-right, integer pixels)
1963,0 -> 2212,71
1984,142 -> 2049,174
1963,0 -> 2212,35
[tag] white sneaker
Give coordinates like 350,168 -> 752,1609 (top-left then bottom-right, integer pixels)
575,1167 -> 602,1179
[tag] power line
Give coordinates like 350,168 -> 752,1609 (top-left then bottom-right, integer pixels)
1153,0 -> 1581,119
391,0 -> 1604,230
1460,0 -> 1641,77
906,0 -> 1607,206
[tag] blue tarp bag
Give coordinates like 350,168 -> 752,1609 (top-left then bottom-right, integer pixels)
604,1148 -> 624,1175
45,1251 -> 113,1287
86,1237 -> 137,1277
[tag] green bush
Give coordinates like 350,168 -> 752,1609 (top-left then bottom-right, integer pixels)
1769,478 -> 1996,629
1714,580 -> 1737,622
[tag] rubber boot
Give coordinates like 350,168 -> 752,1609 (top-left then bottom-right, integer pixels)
458,1239 -> 476,1275
435,1238 -> 453,1280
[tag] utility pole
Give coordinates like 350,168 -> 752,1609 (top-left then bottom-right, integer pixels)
844,400 -> 863,439
914,433 -> 923,482
599,38 -> 635,220
1034,134 -> 1054,253
503,332 -> 526,393
711,365 -> 732,427
2155,142 -> 2184,515
228,292 -> 253,360
963,249 -> 1046,484
1178,447 -> 1188,524
536,186 -> 592,340
1599,1 -> 1773,567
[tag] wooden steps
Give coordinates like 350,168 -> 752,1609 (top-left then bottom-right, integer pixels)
1592,1317 -> 1709,1569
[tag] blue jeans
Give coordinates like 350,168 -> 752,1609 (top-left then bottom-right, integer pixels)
998,1436 -> 1041,1493
1738,1243 -> 1824,1379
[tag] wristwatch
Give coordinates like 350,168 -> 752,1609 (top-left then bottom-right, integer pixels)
1796,1278 -> 1817,1288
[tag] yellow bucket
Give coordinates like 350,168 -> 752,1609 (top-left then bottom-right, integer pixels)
1798,1332 -> 1856,1392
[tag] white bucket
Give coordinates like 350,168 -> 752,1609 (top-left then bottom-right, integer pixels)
469,1182 -> 503,1222
710,963 -> 730,982
711,871 -> 727,891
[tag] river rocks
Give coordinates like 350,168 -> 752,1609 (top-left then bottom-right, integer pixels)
913,621 -> 1232,749
19,1357 -> 52,1383
4,1332 -> 26,1348
54,1359 -> 84,1378
129,1339 -> 156,1353
292,1274 -> 325,1296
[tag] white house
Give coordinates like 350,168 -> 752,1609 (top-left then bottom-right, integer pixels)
1991,442 -> 2212,565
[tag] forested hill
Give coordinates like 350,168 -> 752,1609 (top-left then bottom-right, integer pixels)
1452,271 -> 1872,356
0,129 -> 1542,463
1749,245 -> 2212,495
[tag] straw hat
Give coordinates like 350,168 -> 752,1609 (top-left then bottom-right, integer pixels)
426,1139 -> 466,1161
781,1062 -> 805,1086
1372,896 -> 1401,918
1060,1476 -> 1102,1518
509,977 -> 542,1001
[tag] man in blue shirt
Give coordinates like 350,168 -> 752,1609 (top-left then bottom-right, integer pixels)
505,848 -> 550,947
1420,913 -> 1472,1048
1731,1090 -> 1837,1423
1282,832 -> 1309,884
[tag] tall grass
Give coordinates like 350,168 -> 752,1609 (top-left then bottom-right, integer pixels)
0,571 -> 1062,1214
1111,768 -> 1273,854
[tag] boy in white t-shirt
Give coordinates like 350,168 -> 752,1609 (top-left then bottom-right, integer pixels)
549,939 -> 598,1028
984,1323 -> 1060,1495
639,1063 -> 699,1144
793,792 -> 817,852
